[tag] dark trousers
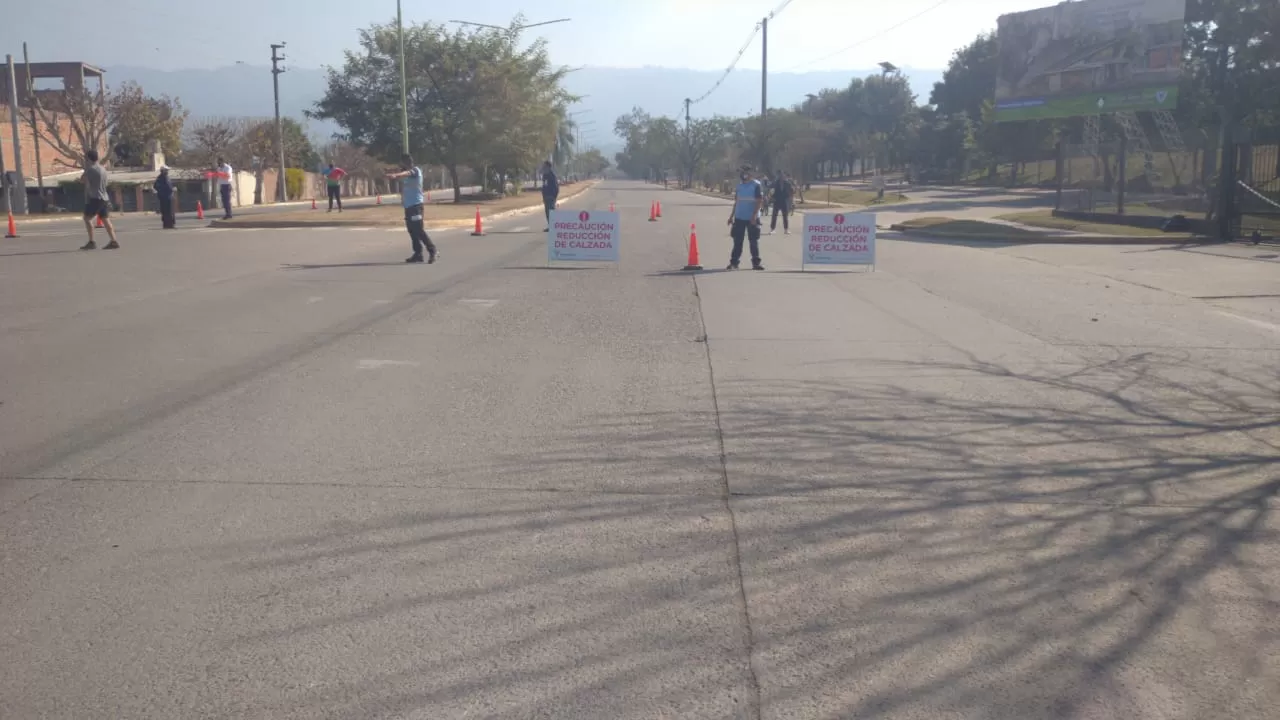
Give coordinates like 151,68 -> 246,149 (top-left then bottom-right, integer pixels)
770,200 -> 791,231
543,195 -> 557,224
729,219 -> 762,266
404,204 -> 436,257
327,185 -> 342,211
159,196 -> 175,228
219,184 -> 233,218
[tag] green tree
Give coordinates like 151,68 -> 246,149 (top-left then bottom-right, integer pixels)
312,16 -> 575,201
109,81 -> 187,166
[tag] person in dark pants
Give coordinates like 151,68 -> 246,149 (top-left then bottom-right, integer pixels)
385,153 -> 438,264
769,170 -> 794,235
154,166 -> 175,228
726,165 -> 765,270
541,161 -> 559,230
79,149 -> 120,250
214,157 -> 234,219
324,163 -> 346,212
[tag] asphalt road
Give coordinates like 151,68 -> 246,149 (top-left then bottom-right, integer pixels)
2,180 -> 1277,719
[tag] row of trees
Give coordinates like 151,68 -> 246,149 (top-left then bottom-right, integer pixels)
615,0 -> 1279,191
311,16 -> 599,201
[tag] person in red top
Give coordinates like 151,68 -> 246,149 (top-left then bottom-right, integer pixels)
324,164 -> 347,212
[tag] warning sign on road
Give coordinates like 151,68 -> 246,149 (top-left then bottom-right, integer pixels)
802,212 -> 876,269
548,210 -> 620,263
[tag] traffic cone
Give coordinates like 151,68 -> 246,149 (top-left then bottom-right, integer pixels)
470,206 -> 484,236
311,197 -> 317,210
683,223 -> 702,271
648,201 -> 657,222
95,215 -> 104,228
376,194 -> 382,205
656,201 -> 662,218
609,201 -> 615,212
4,211 -> 17,238
196,200 -> 204,220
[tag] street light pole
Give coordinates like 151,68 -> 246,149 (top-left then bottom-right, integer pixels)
270,43 -> 287,203
398,0 -> 409,155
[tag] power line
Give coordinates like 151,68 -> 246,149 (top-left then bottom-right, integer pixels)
785,0 -> 953,71
687,22 -> 762,108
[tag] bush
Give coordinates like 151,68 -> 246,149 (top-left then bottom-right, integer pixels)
285,168 -> 306,200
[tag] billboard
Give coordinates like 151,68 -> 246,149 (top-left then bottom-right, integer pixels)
994,0 -> 1185,122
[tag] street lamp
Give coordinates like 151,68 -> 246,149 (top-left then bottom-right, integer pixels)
397,0 -> 409,155
449,18 -> 571,31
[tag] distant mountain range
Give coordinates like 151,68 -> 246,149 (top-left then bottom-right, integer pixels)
105,64 -> 944,157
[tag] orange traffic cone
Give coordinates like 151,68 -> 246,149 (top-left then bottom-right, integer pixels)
683,223 -> 702,271
95,215 -> 104,228
312,197 -> 317,210
656,201 -> 662,218
4,211 -> 17,238
196,200 -> 205,220
648,201 -> 657,222
471,206 -> 484,236
376,194 -> 382,205
609,201 -> 615,212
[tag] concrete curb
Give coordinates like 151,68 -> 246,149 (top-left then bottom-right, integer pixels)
207,182 -> 600,231
890,227 -> 1210,245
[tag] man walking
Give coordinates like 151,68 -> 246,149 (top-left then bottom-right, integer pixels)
79,149 -> 120,250
726,165 -> 765,271
540,160 -> 559,231
385,153 -> 437,264
324,163 -> 346,212
214,157 -> 234,219
769,170 -> 794,235
154,165 -> 175,229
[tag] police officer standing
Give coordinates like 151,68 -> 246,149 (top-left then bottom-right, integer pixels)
153,165 -> 175,229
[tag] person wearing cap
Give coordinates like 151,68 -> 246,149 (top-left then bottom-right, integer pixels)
726,164 -> 765,270
154,165 -> 175,229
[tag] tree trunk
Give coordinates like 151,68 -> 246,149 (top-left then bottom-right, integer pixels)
449,165 -> 462,202
254,170 -> 264,205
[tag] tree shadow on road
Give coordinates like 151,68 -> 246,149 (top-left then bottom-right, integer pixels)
173,347 -> 1278,718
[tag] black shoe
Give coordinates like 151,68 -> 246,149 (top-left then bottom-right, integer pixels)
405,254 -> 424,263
103,240 -> 120,250
80,240 -> 97,250
752,263 -> 764,271
427,252 -> 438,264
726,262 -> 739,270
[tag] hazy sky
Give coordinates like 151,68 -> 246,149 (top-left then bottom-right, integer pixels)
5,0 -> 1051,72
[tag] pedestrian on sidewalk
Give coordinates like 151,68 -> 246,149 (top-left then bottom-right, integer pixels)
541,161 -> 559,231
214,157 -> 234,219
79,149 -> 120,250
769,170 -> 794,235
324,163 -> 346,212
153,166 -> 175,229
726,165 -> 765,271
385,153 -> 437,264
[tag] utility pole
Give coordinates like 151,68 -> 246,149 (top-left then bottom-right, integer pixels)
760,17 -> 768,173
6,55 -> 28,214
397,0 -> 409,155
684,98 -> 692,187
23,44 -> 43,208
270,43 -> 287,203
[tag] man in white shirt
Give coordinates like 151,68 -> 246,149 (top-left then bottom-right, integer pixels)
215,157 -> 234,219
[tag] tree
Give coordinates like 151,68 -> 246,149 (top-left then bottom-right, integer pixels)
241,118 -> 318,202
109,81 -> 187,166
575,148 -> 610,176
182,117 -> 249,170
678,116 -> 731,188
312,15 -> 576,201
30,85 -> 110,170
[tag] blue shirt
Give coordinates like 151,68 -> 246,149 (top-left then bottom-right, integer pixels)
401,167 -> 424,208
733,179 -> 763,221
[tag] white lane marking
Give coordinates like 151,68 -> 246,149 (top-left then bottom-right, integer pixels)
350,228 -> 374,232
459,298 -> 499,308
307,296 -> 324,304
510,226 -> 529,233
357,359 -> 421,370
313,227 -> 337,232
1214,310 -> 1280,334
